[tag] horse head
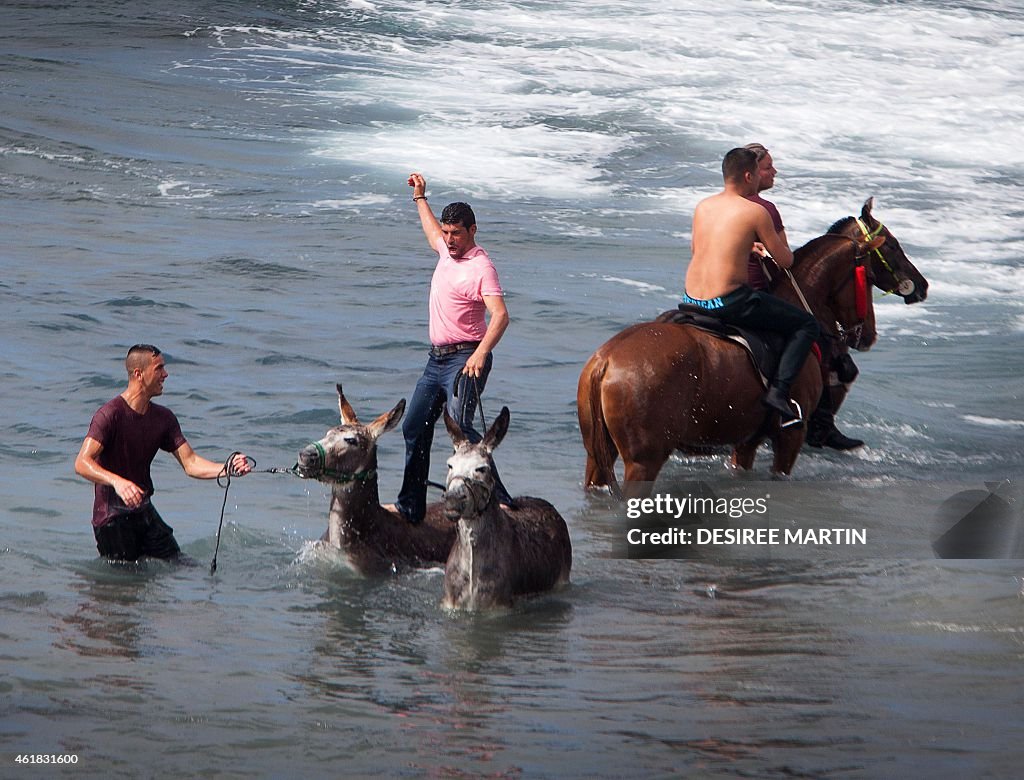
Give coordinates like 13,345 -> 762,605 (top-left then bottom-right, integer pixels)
830,198 -> 929,304
442,405 -> 510,521
295,383 -> 405,485
788,233 -> 881,352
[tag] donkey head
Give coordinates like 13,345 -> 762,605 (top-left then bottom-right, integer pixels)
442,406 -> 510,521
295,383 -> 405,484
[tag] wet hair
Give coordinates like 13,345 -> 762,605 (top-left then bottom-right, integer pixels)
125,343 -> 161,374
744,142 -> 770,162
440,202 -> 476,229
722,147 -> 759,183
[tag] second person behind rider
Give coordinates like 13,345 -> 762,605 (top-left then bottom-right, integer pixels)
684,147 -> 820,425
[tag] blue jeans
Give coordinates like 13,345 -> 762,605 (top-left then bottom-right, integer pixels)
396,349 -> 511,523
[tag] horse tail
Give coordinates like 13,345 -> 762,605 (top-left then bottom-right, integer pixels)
577,351 -> 622,499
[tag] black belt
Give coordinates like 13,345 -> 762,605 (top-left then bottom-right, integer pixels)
430,341 -> 480,357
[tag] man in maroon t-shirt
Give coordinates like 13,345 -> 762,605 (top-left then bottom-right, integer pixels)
74,344 -> 251,562
743,143 -> 864,450
743,143 -> 786,290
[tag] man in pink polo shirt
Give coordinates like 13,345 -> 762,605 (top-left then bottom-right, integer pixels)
392,173 -> 512,525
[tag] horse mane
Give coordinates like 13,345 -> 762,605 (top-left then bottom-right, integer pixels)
780,233 -> 857,294
827,215 -> 856,234
793,232 -> 853,265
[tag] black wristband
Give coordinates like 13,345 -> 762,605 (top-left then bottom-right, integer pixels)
413,195 -> 427,202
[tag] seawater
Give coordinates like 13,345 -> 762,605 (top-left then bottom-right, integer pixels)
2,0 -> 1023,777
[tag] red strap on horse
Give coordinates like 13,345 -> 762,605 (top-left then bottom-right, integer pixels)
855,265 -> 868,320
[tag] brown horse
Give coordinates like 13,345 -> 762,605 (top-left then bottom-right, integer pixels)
578,231 -> 884,498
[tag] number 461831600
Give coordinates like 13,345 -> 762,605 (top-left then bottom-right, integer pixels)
15,754 -> 79,764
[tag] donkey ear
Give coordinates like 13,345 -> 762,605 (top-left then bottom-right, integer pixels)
337,384 -> 359,425
367,398 -> 404,440
443,408 -> 468,447
482,406 -> 510,452
861,197 -> 874,221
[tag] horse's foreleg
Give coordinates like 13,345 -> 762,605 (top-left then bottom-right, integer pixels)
770,428 -> 806,475
773,368 -> 821,474
731,441 -> 760,470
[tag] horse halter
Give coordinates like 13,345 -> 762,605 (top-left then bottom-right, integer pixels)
855,217 -> 916,298
834,255 -> 870,349
303,440 -> 377,485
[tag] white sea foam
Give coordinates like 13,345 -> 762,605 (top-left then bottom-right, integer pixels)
177,0 -> 1023,316
321,2 -> 1023,295
600,276 -> 668,295
2,145 -> 85,163
157,180 -> 214,199
310,194 -> 392,210
317,122 -> 627,200
912,621 -> 1024,635
963,415 -> 1024,430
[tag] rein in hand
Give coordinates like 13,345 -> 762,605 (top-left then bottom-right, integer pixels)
209,453 -> 300,576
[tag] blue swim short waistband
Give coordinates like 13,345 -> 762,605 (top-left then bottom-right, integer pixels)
681,287 -> 749,309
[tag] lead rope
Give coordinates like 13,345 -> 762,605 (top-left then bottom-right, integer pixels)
210,452 -> 249,575
431,371 -> 490,497
209,454 -> 299,575
473,375 -> 488,433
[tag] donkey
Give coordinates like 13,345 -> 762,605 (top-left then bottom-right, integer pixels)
295,384 -> 454,576
441,406 -> 572,610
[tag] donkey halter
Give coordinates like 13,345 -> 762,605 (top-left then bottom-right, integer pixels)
855,217 -> 915,297
446,472 -> 493,517
308,440 -> 377,485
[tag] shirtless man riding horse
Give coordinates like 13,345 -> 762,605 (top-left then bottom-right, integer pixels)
684,147 -> 820,425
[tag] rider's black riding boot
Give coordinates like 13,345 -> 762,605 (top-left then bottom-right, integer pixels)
805,404 -> 833,448
762,386 -> 802,426
806,387 -> 864,450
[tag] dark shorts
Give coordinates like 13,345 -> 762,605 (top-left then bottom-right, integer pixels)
94,504 -> 182,562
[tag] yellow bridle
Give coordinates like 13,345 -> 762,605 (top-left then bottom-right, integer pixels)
855,217 -> 915,297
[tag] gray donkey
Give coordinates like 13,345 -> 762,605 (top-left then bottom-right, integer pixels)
295,384 -> 454,575
442,406 -> 572,610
